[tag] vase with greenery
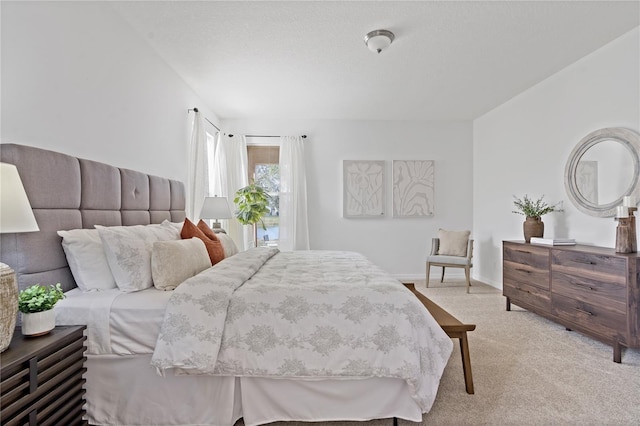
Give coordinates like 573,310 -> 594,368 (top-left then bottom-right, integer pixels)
18,283 -> 65,336
512,195 -> 562,242
233,183 -> 271,247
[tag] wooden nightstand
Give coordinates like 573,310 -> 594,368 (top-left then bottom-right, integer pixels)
1,325 -> 87,426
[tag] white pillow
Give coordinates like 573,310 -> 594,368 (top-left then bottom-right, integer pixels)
57,228 -> 117,291
151,238 -> 212,291
96,222 -> 179,292
165,220 -> 184,233
437,229 -> 471,257
216,233 -> 239,258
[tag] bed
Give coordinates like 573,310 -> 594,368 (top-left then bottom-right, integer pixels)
0,143 -> 453,426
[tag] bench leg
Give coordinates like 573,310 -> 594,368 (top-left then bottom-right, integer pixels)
426,262 -> 431,288
441,266 -> 445,283
459,332 -> 474,394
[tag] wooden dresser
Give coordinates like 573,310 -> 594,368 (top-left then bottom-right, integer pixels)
503,241 -> 640,363
0,326 -> 87,425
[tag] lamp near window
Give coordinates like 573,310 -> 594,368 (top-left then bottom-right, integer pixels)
200,196 -> 232,233
1,163 -> 40,352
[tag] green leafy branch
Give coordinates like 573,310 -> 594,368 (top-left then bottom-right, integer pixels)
233,183 -> 271,230
512,194 -> 562,218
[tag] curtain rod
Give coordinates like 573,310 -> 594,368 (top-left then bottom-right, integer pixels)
229,134 -> 307,139
188,108 -> 306,138
188,108 -> 220,131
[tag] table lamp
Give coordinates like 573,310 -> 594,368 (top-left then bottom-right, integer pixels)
200,196 -> 232,233
1,163 -> 40,352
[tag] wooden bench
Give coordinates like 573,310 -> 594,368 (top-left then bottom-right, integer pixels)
403,282 -> 476,394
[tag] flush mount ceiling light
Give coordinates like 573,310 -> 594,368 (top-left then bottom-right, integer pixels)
364,29 -> 395,54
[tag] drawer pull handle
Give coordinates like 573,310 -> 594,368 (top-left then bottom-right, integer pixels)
575,282 -> 596,291
574,307 -> 593,316
515,268 -> 531,273
515,250 -> 531,254
574,259 -> 595,265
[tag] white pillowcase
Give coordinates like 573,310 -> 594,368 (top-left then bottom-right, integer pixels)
57,228 -> 117,291
216,233 -> 239,258
96,222 -> 179,292
166,220 -> 184,233
152,238 -> 212,291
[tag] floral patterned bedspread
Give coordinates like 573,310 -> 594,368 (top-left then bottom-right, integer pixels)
151,248 -> 453,411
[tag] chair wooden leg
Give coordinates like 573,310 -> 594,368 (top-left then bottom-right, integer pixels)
441,266 -> 445,283
464,266 -> 471,294
426,262 -> 431,288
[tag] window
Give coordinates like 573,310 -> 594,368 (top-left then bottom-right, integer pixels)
247,145 -> 280,247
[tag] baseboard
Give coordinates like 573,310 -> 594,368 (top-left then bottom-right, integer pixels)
474,273 -> 502,290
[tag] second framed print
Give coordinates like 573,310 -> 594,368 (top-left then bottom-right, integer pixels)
392,160 -> 434,217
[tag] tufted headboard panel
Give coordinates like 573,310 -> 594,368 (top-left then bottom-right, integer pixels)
0,143 -> 186,292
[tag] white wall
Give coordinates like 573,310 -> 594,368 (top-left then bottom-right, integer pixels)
222,119 -> 473,279
473,27 -> 640,288
1,1 -> 219,183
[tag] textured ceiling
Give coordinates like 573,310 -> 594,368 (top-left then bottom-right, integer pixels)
112,1 -> 640,121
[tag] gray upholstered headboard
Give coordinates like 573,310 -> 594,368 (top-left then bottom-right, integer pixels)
0,143 -> 186,292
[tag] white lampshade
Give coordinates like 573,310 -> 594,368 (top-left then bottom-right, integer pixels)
1,162 -> 38,353
1,163 -> 39,233
364,29 -> 395,54
200,196 -> 232,220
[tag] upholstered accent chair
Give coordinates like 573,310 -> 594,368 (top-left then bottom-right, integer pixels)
426,229 -> 474,293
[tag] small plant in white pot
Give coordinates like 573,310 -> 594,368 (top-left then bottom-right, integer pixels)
18,284 -> 65,336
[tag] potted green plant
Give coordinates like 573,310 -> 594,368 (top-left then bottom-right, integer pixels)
512,195 -> 562,242
18,283 -> 65,336
233,183 -> 271,247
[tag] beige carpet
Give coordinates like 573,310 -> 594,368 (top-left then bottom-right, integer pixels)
414,279 -> 640,425
262,279 -> 640,426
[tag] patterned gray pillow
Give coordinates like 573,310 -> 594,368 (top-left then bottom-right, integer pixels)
96,222 -> 179,292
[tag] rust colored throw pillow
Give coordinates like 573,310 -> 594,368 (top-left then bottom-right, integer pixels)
181,219 -> 225,265
197,220 -> 220,242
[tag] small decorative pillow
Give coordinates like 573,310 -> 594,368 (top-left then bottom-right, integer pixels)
196,220 -> 240,257
96,223 -> 179,292
57,228 -> 117,291
437,229 -> 471,257
216,233 -> 239,258
181,219 -> 225,265
196,220 -> 221,242
151,238 -> 212,291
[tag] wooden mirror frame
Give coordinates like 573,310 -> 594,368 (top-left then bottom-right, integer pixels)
565,127 -> 640,217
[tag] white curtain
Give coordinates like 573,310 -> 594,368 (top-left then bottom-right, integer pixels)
278,136 -> 310,251
212,133 -> 250,251
187,111 -> 208,220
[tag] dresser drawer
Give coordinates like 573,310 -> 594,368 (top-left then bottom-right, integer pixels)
504,281 -> 550,312
504,244 -> 550,290
552,271 -> 626,314
552,293 -> 626,341
552,250 -> 626,284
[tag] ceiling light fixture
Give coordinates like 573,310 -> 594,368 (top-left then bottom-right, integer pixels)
364,29 -> 395,54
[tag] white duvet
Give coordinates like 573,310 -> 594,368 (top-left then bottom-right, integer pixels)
151,248 -> 453,412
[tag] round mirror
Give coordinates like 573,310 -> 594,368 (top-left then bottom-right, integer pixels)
565,128 -> 640,217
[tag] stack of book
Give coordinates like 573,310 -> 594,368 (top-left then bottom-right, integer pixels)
530,237 -> 576,246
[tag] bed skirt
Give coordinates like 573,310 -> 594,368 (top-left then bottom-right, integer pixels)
84,354 -> 423,426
